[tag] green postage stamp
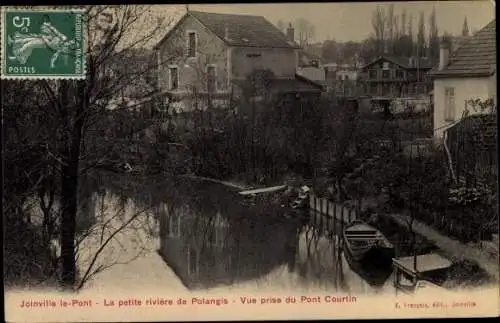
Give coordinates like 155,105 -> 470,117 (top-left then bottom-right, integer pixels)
1,7 -> 86,79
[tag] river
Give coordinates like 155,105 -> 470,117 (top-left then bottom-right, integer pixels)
75,173 -> 396,295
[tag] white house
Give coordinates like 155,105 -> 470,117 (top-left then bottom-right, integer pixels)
429,19 -> 496,139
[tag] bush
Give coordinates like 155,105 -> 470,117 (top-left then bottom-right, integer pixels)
4,214 -> 58,288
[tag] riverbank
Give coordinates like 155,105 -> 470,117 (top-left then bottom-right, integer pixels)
306,192 -> 497,287
383,212 -> 499,282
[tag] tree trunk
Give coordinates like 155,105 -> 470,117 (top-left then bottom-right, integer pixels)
59,82 -> 86,290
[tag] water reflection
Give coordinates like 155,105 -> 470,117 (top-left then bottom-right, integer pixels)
93,174 -> 394,293
158,189 -> 302,290
155,179 -> 392,292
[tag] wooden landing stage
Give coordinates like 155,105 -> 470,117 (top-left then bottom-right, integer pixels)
238,185 -> 287,196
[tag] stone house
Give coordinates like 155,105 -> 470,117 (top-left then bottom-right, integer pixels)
152,10 -> 323,112
428,19 -> 496,139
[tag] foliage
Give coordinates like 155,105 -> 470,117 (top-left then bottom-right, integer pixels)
449,180 -> 493,207
166,85 -> 343,187
465,97 -> 497,115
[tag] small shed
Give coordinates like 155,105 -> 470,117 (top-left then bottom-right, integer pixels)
392,253 -> 453,294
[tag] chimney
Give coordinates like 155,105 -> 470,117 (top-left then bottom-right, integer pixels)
439,41 -> 450,71
286,23 -> 294,43
224,23 -> 230,41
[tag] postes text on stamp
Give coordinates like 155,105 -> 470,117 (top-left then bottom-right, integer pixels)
1,7 -> 86,79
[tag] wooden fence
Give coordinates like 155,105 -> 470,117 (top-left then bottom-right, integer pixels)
445,114 -> 497,184
308,194 -> 358,224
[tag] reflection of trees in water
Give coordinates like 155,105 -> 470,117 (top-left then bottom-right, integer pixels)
74,173 -> 163,289
158,186 -> 301,290
291,212 -> 347,291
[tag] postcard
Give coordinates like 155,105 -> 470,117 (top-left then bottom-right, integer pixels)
2,2 -> 498,322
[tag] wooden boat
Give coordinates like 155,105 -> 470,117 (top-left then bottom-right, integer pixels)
342,220 -> 395,268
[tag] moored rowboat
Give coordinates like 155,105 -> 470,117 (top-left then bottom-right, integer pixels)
342,220 -> 395,269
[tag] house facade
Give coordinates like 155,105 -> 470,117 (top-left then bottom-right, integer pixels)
429,19 -> 496,139
153,10 -> 322,112
322,62 -> 362,96
360,56 -> 436,98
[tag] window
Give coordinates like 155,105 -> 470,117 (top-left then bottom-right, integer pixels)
345,75 -> 349,81
369,70 -> 377,79
395,69 -> 404,78
187,31 -> 197,57
382,70 -> 391,79
169,66 -> 179,90
206,65 -> 216,93
246,53 -> 262,58
383,84 -> 390,95
444,87 -> 456,121
383,62 -> 390,69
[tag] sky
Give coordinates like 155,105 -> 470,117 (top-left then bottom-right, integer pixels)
154,1 -> 495,43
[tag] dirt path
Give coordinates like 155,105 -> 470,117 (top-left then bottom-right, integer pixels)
385,213 -> 499,281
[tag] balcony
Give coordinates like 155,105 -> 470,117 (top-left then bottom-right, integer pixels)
363,81 -> 431,98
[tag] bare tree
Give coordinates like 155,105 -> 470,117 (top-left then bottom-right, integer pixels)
393,15 -> 400,55
417,11 -> 426,57
3,5 -> 178,291
371,6 -> 387,55
407,13 -> 414,57
386,4 -> 395,54
401,8 -> 407,36
294,18 -> 316,47
428,7 -> 439,58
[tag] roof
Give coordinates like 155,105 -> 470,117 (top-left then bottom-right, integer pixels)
393,253 -> 452,275
429,19 -> 496,77
362,56 -> 437,71
296,66 -> 326,83
155,10 -> 300,50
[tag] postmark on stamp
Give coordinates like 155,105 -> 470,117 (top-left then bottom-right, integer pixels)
1,7 -> 86,79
